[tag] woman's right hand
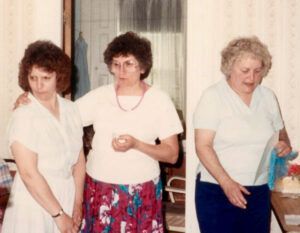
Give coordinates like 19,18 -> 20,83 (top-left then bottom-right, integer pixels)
195,129 -> 251,209
13,92 -> 30,110
219,177 -> 251,209
55,213 -> 79,233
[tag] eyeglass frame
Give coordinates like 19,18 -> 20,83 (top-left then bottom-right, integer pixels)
109,59 -> 141,73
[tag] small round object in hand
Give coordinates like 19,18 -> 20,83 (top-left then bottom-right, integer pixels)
117,138 -> 126,144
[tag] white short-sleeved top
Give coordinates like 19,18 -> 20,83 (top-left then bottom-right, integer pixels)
76,84 -> 183,184
7,93 -> 83,178
193,78 -> 284,185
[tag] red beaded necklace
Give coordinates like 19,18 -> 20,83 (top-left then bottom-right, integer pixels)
115,81 -> 147,112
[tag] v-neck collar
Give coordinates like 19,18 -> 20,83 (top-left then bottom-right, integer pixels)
28,93 -> 71,157
222,78 -> 260,112
28,93 -> 62,123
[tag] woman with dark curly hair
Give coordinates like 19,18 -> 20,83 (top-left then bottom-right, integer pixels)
2,41 -> 85,233
76,31 -> 183,232
14,32 -> 182,232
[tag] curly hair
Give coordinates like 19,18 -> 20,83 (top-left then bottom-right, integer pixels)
221,36 -> 272,78
19,40 -> 71,93
104,31 -> 152,80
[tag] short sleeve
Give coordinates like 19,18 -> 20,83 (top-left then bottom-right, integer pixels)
7,107 -> 38,153
193,88 -> 221,131
158,93 -> 183,140
267,90 -> 284,131
75,87 -> 102,126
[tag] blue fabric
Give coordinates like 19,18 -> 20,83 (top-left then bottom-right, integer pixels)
74,37 -> 90,100
195,177 -> 271,233
0,161 -> 13,189
268,150 -> 298,190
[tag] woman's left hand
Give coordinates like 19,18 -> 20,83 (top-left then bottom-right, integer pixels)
112,134 -> 137,152
275,140 -> 292,157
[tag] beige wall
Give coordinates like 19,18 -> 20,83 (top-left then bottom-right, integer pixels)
186,1 -> 300,232
0,0 -> 63,158
1,1 -> 300,232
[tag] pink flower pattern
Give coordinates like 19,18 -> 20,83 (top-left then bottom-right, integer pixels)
81,174 -> 163,233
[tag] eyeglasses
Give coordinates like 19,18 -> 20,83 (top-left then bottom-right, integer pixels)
110,60 -> 139,73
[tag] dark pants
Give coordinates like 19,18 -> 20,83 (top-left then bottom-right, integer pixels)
195,175 -> 271,233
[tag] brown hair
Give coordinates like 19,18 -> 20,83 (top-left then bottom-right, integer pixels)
221,36 -> 272,78
19,40 -> 71,92
104,31 -> 152,80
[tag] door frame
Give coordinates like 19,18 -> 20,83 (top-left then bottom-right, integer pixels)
62,0 -> 73,97
63,0 -> 73,58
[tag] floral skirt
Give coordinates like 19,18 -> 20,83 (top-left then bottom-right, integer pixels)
81,173 -> 164,233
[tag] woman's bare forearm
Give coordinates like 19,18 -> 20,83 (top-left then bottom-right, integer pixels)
134,135 -> 179,164
72,149 -> 86,205
194,129 -> 232,185
19,170 -> 62,216
196,144 -> 231,185
12,142 -> 64,216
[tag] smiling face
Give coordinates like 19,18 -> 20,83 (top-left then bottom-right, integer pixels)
28,65 -> 57,100
227,53 -> 263,97
110,54 -> 145,86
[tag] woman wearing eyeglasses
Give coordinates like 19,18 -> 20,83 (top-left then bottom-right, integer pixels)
77,31 -> 183,232
14,31 -> 183,232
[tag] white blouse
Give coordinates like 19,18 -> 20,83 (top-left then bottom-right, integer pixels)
193,78 -> 284,185
76,84 -> 183,184
8,93 -> 83,178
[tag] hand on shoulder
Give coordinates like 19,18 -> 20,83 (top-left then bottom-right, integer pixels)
13,92 -> 30,110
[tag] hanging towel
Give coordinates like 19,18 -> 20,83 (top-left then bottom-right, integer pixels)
74,35 -> 90,99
